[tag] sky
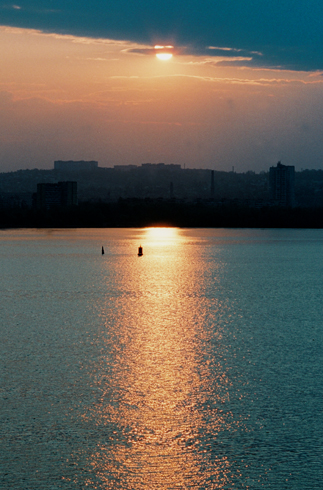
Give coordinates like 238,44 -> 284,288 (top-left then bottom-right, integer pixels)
1,1 -> 323,172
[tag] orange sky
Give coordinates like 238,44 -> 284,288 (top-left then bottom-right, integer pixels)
1,26 -> 323,172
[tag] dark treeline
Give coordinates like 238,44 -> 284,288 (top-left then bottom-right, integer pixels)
1,199 -> 323,228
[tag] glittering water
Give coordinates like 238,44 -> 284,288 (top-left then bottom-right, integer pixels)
1,228 -> 323,489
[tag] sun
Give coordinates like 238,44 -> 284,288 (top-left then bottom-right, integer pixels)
155,45 -> 174,61
156,53 -> 173,61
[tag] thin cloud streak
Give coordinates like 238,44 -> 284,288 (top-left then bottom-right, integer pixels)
109,73 -> 323,87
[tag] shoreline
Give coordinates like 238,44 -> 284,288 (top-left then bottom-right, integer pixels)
1,200 -> 323,229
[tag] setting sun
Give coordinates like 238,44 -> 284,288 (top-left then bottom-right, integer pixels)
155,45 -> 174,61
156,52 -> 173,61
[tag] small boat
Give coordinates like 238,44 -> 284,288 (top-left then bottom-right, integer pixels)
138,245 -> 143,256
102,246 -> 105,255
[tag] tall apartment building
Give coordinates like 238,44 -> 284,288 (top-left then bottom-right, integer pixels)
36,181 -> 77,209
269,162 -> 295,207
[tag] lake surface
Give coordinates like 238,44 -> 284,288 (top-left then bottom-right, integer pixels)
1,228 -> 322,489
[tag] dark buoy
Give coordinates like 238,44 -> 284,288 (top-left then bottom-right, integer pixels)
138,245 -> 143,256
102,246 -> 105,255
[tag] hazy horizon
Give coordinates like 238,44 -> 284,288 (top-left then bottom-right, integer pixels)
1,1 -> 323,173
0,160 -> 305,175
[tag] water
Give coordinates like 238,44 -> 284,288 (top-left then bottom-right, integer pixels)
1,228 -> 322,489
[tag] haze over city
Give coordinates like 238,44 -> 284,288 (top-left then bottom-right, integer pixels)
1,1 -> 323,173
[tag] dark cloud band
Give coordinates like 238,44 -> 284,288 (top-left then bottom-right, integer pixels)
1,0 -> 323,70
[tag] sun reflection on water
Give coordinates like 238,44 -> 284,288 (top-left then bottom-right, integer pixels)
143,226 -> 180,246
85,228 -> 238,488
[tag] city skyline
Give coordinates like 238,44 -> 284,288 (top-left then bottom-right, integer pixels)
1,1 -> 323,173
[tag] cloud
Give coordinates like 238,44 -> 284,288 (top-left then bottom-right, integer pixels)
1,0 -> 323,71
128,45 -> 260,67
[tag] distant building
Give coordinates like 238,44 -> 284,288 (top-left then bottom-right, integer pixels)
113,165 -> 138,171
54,160 -> 98,172
36,181 -> 77,209
269,162 -> 295,207
141,163 -> 181,170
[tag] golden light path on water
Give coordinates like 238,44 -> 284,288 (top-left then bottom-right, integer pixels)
2,228 -> 323,489
84,228 -> 238,489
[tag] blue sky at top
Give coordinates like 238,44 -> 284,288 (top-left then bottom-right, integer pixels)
1,0 -> 323,70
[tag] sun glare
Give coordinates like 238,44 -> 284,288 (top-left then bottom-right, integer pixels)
155,45 -> 174,61
144,227 -> 179,245
156,53 -> 173,61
